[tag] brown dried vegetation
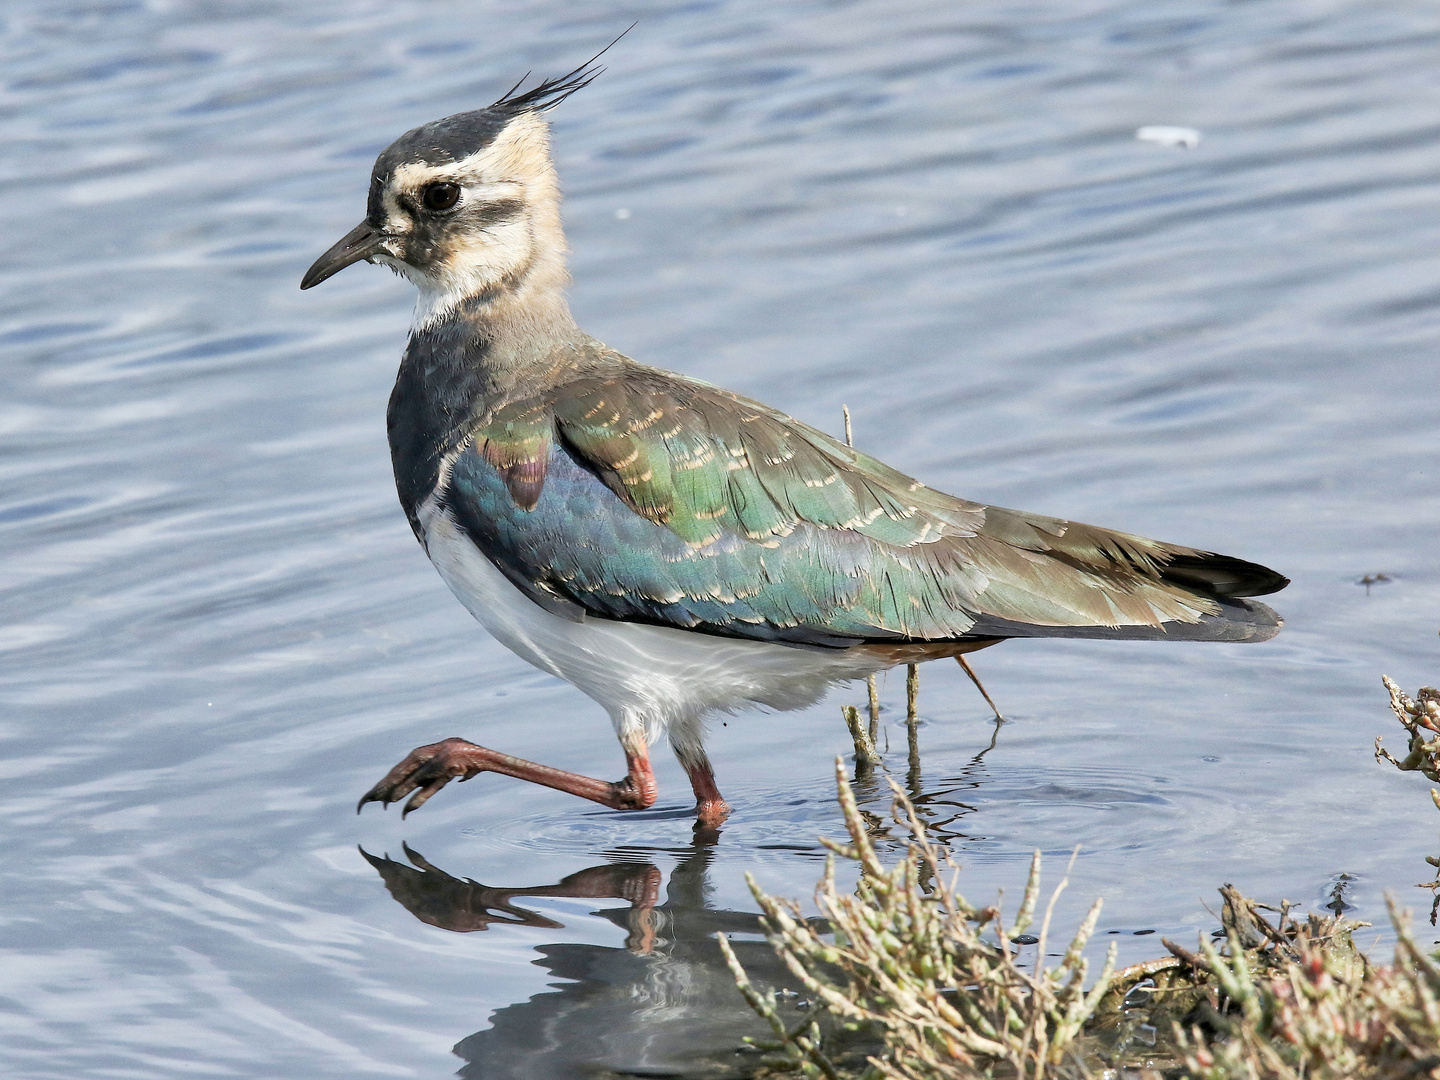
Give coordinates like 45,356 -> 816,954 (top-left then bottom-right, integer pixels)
724,674 -> 1440,1078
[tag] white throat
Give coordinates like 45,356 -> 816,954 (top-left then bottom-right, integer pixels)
409,270 -> 471,333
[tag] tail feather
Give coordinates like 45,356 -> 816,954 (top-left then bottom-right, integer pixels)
1159,552 -> 1289,598
964,595 -> 1283,644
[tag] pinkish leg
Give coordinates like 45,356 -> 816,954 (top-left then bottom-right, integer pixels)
358,737 -> 658,818
685,761 -> 731,828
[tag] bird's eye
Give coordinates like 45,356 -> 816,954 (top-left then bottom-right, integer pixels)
422,182 -> 461,211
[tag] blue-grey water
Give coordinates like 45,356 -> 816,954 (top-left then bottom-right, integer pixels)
3,1 -> 1440,1076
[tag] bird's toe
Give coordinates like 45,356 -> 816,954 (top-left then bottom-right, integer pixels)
357,737 -> 483,815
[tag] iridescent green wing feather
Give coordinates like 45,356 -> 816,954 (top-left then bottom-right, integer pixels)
451,363 -> 1283,643
472,398 -> 552,510
552,369 -> 984,550
546,367 -> 1280,637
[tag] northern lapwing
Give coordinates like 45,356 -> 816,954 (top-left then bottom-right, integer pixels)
302,58 -> 1287,828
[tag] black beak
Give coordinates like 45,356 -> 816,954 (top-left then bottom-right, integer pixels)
300,221 -> 387,290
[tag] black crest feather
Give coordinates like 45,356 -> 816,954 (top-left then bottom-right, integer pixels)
491,24 -> 635,115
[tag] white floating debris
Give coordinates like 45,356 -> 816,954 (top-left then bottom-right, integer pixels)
1135,125 -> 1201,149
614,207 -> 631,220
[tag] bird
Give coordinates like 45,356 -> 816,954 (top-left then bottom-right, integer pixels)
301,55 -> 1288,829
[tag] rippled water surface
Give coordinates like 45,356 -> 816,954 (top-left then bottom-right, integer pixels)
4,1 -> 1440,1076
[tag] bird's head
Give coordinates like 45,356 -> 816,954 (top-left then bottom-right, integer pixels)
301,59 -> 604,329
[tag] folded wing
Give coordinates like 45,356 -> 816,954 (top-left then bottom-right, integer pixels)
442,365 -> 1286,647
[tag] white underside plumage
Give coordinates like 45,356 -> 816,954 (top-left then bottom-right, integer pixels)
418,496 -> 890,762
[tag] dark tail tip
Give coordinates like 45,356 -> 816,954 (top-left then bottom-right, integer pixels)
1162,552 -> 1289,598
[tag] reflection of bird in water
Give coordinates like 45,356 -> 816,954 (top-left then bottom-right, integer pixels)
362,840 -> 863,1078
360,843 -> 659,941
302,46 -> 1288,829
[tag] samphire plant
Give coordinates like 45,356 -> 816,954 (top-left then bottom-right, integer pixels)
720,761 -> 1115,1079
725,736 -> 1440,1079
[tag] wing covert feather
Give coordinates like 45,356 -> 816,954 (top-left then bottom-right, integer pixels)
444,365 -> 1281,646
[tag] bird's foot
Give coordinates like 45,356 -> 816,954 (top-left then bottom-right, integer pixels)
357,738 -> 659,816
608,767 -> 658,811
686,762 -> 731,829
695,798 -> 731,829
358,737 -> 487,817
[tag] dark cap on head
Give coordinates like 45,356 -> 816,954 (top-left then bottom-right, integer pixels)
364,32 -> 629,222
367,110 -> 510,221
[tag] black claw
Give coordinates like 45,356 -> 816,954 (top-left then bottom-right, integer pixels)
358,739 -> 478,822
357,786 -> 397,814
400,779 -> 446,818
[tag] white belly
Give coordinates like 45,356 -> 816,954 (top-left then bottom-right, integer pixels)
419,504 -> 887,742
